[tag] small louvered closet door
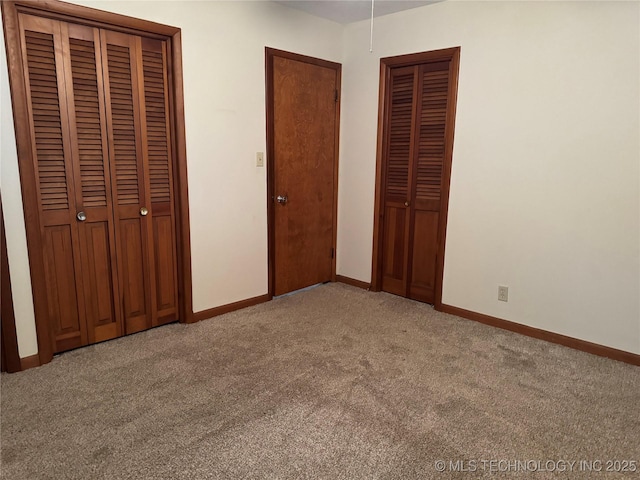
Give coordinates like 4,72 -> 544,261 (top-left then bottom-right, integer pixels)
381,60 -> 453,304
101,30 -> 178,333
18,13 -> 178,353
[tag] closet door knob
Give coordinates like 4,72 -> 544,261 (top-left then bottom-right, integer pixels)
76,211 -> 87,222
404,201 -> 410,207
140,207 -> 149,216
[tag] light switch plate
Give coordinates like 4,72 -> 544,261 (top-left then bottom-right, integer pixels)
256,152 -> 264,167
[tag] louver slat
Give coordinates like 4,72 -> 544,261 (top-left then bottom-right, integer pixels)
142,48 -> 171,204
385,72 -> 415,201
25,31 -> 69,211
69,38 -> 107,207
106,44 -> 139,206
415,67 -> 449,202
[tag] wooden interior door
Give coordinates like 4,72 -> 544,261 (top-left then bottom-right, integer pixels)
270,51 -> 340,296
378,50 -> 459,305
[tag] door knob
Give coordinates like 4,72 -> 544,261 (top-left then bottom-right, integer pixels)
76,211 -> 87,222
404,201 -> 410,207
276,195 -> 288,205
140,207 -> 149,216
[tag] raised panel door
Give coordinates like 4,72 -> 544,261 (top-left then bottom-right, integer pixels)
19,14 -> 87,352
141,37 -> 178,325
381,66 -> 418,296
407,62 -> 451,303
100,29 -> 154,334
64,22 -> 122,343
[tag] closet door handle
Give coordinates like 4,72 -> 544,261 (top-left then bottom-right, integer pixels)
404,201 -> 410,207
140,207 -> 149,216
76,211 -> 87,222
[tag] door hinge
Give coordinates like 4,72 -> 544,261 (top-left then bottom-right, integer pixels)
334,89 -> 339,103
331,247 -> 335,259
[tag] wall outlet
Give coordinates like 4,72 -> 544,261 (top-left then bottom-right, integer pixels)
256,152 -> 264,167
498,285 -> 509,302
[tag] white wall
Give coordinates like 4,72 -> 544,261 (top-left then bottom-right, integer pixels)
0,0 -> 343,357
337,0 -> 640,354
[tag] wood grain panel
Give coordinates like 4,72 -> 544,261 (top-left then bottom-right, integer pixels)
409,210 -> 439,303
381,205 -> 407,296
153,214 -> 177,320
43,225 -> 84,350
272,55 -> 337,296
119,218 -> 149,333
78,221 -> 119,342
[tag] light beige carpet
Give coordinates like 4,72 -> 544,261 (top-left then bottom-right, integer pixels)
1,283 -> 639,479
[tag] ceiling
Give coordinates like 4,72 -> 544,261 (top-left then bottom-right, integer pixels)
275,1 -> 439,25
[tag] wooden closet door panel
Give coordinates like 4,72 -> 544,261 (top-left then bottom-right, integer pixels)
381,206 -> 407,296
408,62 -> 451,302
120,218 -> 148,331
409,211 -> 439,303
19,14 -> 87,352
381,66 -> 418,296
64,23 -> 122,343
141,38 -> 178,324
101,30 -> 153,334
42,225 -> 83,351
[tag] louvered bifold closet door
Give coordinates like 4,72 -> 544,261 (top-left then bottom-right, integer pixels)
101,30 -> 178,332
101,30 -> 153,334
140,38 -> 179,325
381,66 -> 418,296
408,61 -> 451,303
64,23 -> 123,344
19,15 -> 86,352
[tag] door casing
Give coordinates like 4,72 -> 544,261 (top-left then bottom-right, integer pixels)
1,0 -> 193,366
371,47 -> 461,309
1,196 -> 21,373
265,47 -> 341,298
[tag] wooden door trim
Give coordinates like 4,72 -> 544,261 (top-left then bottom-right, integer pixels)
1,197 -> 22,373
265,47 -> 341,299
371,47 -> 460,309
1,0 -> 192,366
